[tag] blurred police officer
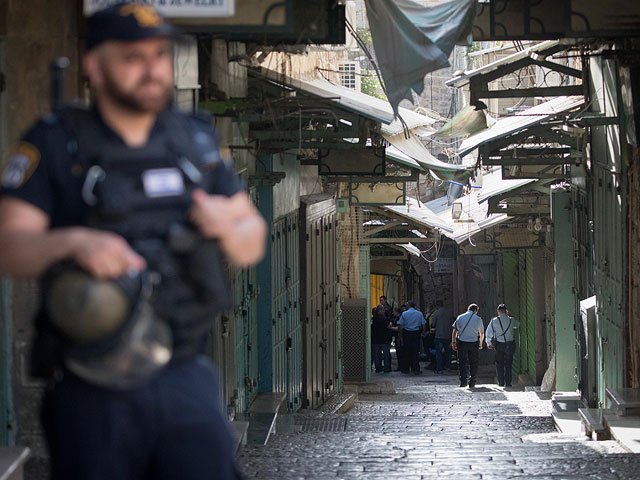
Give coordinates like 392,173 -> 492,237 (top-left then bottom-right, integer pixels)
0,3 -> 266,479
452,304 -> 484,388
486,304 -> 519,387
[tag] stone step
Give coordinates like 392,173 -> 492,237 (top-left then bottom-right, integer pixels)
230,420 -> 249,453
605,388 -> 640,416
551,391 -> 583,414
578,407 -> 611,440
244,392 -> 287,446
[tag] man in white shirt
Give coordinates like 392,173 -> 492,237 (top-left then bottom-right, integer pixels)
486,304 -> 520,387
452,304 -> 484,388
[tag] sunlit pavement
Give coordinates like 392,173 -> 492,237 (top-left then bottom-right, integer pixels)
238,361 -> 640,479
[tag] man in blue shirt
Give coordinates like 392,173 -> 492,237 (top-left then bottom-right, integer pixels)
397,301 -> 427,374
452,304 -> 484,387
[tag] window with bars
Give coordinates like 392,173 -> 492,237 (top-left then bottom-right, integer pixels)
338,61 -> 360,91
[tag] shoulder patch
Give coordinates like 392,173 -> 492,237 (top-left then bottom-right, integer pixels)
1,142 -> 41,189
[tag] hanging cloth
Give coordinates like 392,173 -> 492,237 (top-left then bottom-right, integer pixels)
365,0 -> 476,116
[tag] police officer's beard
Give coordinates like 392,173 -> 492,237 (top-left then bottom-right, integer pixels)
101,70 -> 171,114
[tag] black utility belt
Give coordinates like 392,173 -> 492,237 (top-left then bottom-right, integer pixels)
456,339 -> 479,344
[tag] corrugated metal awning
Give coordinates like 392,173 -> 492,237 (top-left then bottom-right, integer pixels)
476,176 -> 537,204
385,145 -> 426,172
252,67 -> 437,132
457,96 -> 585,159
382,169 -> 535,245
251,67 -> 478,181
384,132 -> 474,181
446,40 -> 561,89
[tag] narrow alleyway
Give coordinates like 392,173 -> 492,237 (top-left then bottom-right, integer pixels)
238,366 -> 640,479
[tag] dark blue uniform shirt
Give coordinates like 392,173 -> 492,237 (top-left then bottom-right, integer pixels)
0,107 -> 241,225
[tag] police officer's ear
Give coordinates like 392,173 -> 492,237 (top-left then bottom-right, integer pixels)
83,49 -> 103,89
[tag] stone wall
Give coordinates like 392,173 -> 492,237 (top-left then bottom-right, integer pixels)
6,0 -> 81,142
3,1 -> 82,478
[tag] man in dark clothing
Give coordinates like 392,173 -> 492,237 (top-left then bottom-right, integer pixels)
390,307 -> 407,372
373,295 -> 392,319
431,300 -> 454,373
371,305 -> 392,372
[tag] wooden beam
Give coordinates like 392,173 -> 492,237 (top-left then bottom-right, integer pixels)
371,255 -> 407,261
530,59 -> 583,78
488,206 -> 550,215
475,85 -> 584,99
364,237 -> 436,244
483,156 -> 569,166
364,220 -> 402,237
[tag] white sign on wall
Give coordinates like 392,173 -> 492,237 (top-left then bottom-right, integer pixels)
84,0 -> 235,18
433,258 -> 454,274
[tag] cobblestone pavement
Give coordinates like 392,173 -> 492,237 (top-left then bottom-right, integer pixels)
238,366 -> 640,479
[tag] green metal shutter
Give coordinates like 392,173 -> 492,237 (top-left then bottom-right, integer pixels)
520,249 -> 536,381
233,265 -> 259,414
359,245 -> 371,379
272,213 -> 303,411
502,252 -> 521,374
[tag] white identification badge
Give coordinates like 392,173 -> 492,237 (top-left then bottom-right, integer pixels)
142,168 -> 185,198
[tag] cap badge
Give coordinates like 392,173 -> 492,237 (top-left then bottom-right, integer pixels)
119,4 -> 163,28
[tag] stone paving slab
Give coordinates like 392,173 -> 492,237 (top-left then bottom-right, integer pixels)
238,367 -> 640,479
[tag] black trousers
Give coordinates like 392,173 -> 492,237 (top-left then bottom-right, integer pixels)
457,340 -> 479,385
42,356 -> 240,480
395,339 -> 408,372
402,330 -> 422,373
494,341 -> 516,386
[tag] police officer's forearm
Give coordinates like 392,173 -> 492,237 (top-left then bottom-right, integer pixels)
218,215 -> 267,267
0,226 -> 145,279
0,227 -> 85,278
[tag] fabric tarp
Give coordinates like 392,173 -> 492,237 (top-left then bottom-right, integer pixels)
434,105 -> 495,138
365,0 -> 475,116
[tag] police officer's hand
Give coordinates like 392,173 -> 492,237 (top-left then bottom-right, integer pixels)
189,189 -> 254,239
71,227 -> 146,278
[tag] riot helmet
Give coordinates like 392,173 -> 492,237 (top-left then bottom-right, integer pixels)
43,262 -> 172,389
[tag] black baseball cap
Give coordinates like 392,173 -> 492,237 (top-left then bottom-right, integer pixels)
497,304 -> 507,311
87,2 -> 177,50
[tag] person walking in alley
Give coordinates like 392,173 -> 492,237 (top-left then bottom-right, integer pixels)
0,3 -> 266,479
430,300 -> 454,374
452,304 -> 484,387
397,301 -> 427,375
371,305 -> 393,372
486,304 -> 520,387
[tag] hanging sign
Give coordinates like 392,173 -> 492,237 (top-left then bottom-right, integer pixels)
84,0 -> 235,18
433,258 -> 454,274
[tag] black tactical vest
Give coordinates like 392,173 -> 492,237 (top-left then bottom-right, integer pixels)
59,106 -> 232,356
